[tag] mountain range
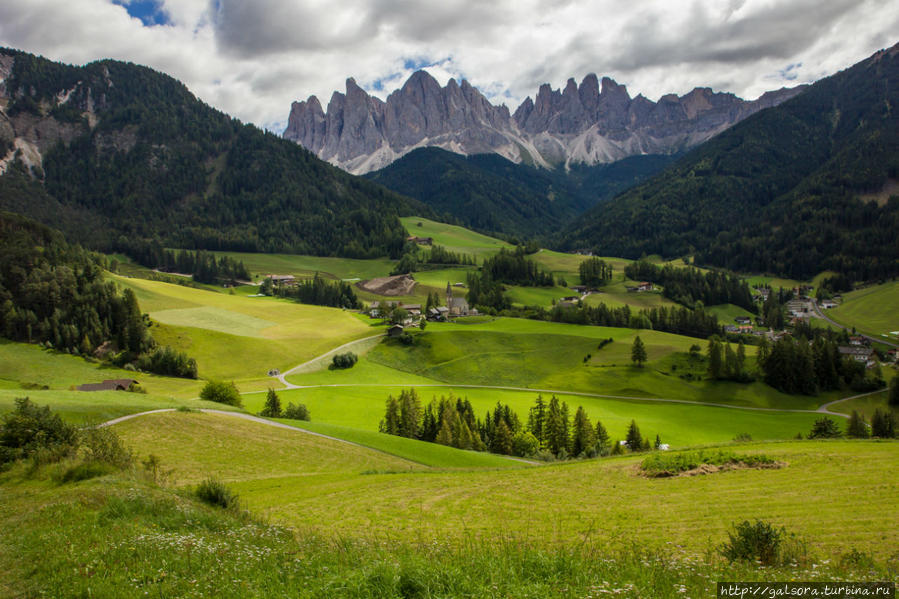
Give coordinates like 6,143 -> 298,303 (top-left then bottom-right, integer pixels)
562,42 -> 899,280
284,70 -> 803,174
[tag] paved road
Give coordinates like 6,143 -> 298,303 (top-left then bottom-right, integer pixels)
815,388 -> 887,416
276,333 -> 385,388
811,303 -> 898,348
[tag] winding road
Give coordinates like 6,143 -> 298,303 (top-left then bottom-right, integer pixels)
811,302 -> 898,348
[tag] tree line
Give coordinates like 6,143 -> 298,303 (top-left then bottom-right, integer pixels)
273,273 -> 361,309
578,257 -> 613,287
546,302 -> 723,340
624,261 -> 756,312
0,212 -> 197,378
379,389 -> 660,459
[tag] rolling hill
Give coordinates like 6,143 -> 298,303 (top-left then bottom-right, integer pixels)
562,42 -> 899,281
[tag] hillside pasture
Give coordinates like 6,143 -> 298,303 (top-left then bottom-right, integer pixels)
400,216 -> 512,258
232,440 -> 899,557
826,280 -> 899,340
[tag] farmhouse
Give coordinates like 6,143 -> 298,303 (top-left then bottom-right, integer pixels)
848,335 -> 868,346
388,324 -> 404,337
264,274 -> 295,286
406,235 -> 433,246
735,316 -> 752,325
819,299 -> 838,309
838,345 -> 875,366
76,379 -> 139,392
400,303 -> 422,316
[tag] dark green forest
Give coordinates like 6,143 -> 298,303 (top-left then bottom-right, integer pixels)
365,147 -> 676,240
0,212 -> 196,378
624,261 -> 756,312
0,48 -> 429,260
562,44 -> 899,280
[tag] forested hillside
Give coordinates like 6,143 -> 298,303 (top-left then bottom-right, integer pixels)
0,212 -> 196,377
366,147 -> 676,240
0,48 -> 429,259
562,43 -> 899,280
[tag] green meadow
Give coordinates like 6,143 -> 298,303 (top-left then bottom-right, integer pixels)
827,280 -> 899,339
400,216 -> 512,258
111,275 -> 373,383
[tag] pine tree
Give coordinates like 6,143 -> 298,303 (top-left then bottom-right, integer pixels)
260,388 -> 282,418
890,376 -> 899,408
707,337 -> 723,379
757,336 -> 770,369
492,419 -> 514,455
527,395 -> 547,447
625,420 -> 644,451
380,397 -> 401,435
871,409 -> 897,438
435,416 -> 454,446
398,389 -> 422,438
846,410 -> 869,438
594,420 -> 610,455
724,343 -> 738,380
631,336 -> 648,367
736,341 -> 746,379
570,406 -> 595,457
808,417 -> 842,439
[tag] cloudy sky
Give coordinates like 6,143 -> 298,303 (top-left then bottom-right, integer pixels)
1,0 -> 897,132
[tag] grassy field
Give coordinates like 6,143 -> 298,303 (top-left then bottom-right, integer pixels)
208,250 -> 395,281
707,303 -> 757,324
230,440 -> 899,557
827,280 -> 899,340
111,275 -> 373,383
0,388 -> 237,424
350,320 -> 833,411
0,339 -> 203,398
253,384 -> 824,448
400,216 -> 512,258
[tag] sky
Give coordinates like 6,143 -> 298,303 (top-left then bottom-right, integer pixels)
1,0 -> 897,133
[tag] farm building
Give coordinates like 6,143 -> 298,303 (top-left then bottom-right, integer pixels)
77,379 -> 139,392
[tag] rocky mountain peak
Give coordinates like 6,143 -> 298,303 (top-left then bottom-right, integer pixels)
284,69 -> 806,174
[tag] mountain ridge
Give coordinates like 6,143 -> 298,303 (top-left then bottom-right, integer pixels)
284,70 -> 803,174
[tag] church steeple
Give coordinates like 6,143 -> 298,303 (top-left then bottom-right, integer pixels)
446,281 -> 453,305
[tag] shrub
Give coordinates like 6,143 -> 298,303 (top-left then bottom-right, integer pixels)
283,402 -> 310,421
846,411 -> 869,438
195,478 -> 240,510
511,431 -> 539,458
57,461 -> 117,483
733,433 -> 752,442
641,450 -> 775,477
719,520 -> 784,566
199,380 -> 242,407
79,426 -> 133,469
330,352 -> 358,370
0,398 -> 78,466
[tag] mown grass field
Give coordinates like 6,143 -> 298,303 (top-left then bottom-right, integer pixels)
827,280 -> 899,340
111,275 -> 373,383
348,320 -> 835,411
208,250 -> 395,281
400,216 -> 512,258
230,440 -> 899,557
0,389 -> 237,424
0,338 -> 203,398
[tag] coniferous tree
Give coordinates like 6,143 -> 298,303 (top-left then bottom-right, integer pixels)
870,409 -> 897,438
380,397 -> 401,435
527,395 -> 547,447
492,419 -> 514,455
570,406 -> 595,457
707,337 -> 723,379
625,420 -> 644,451
259,388 -> 282,418
808,417 -> 842,439
631,335 -> 648,367
846,411 -> 869,438
890,376 -> 899,408
594,420 -> 610,455
398,389 -> 422,439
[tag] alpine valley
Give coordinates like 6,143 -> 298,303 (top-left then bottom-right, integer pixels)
0,33 -> 897,599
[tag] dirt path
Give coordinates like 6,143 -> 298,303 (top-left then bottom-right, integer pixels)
276,333 -> 385,388
815,388 -> 887,416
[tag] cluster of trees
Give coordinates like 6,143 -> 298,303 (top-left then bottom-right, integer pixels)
426,245 -> 476,266
547,302 -> 722,340
258,388 -> 310,421
482,248 -> 554,286
157,249 -> 249,284
578,257 -> 613,287
0,212 -> 196,377
623,261 -> 756,312
706,337 -> 750,382
756,335 -> 880,395
379,390 -> 660,459
274,273 -> 361,309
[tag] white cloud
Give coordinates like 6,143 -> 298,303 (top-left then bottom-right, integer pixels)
0,0 -> 896,133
